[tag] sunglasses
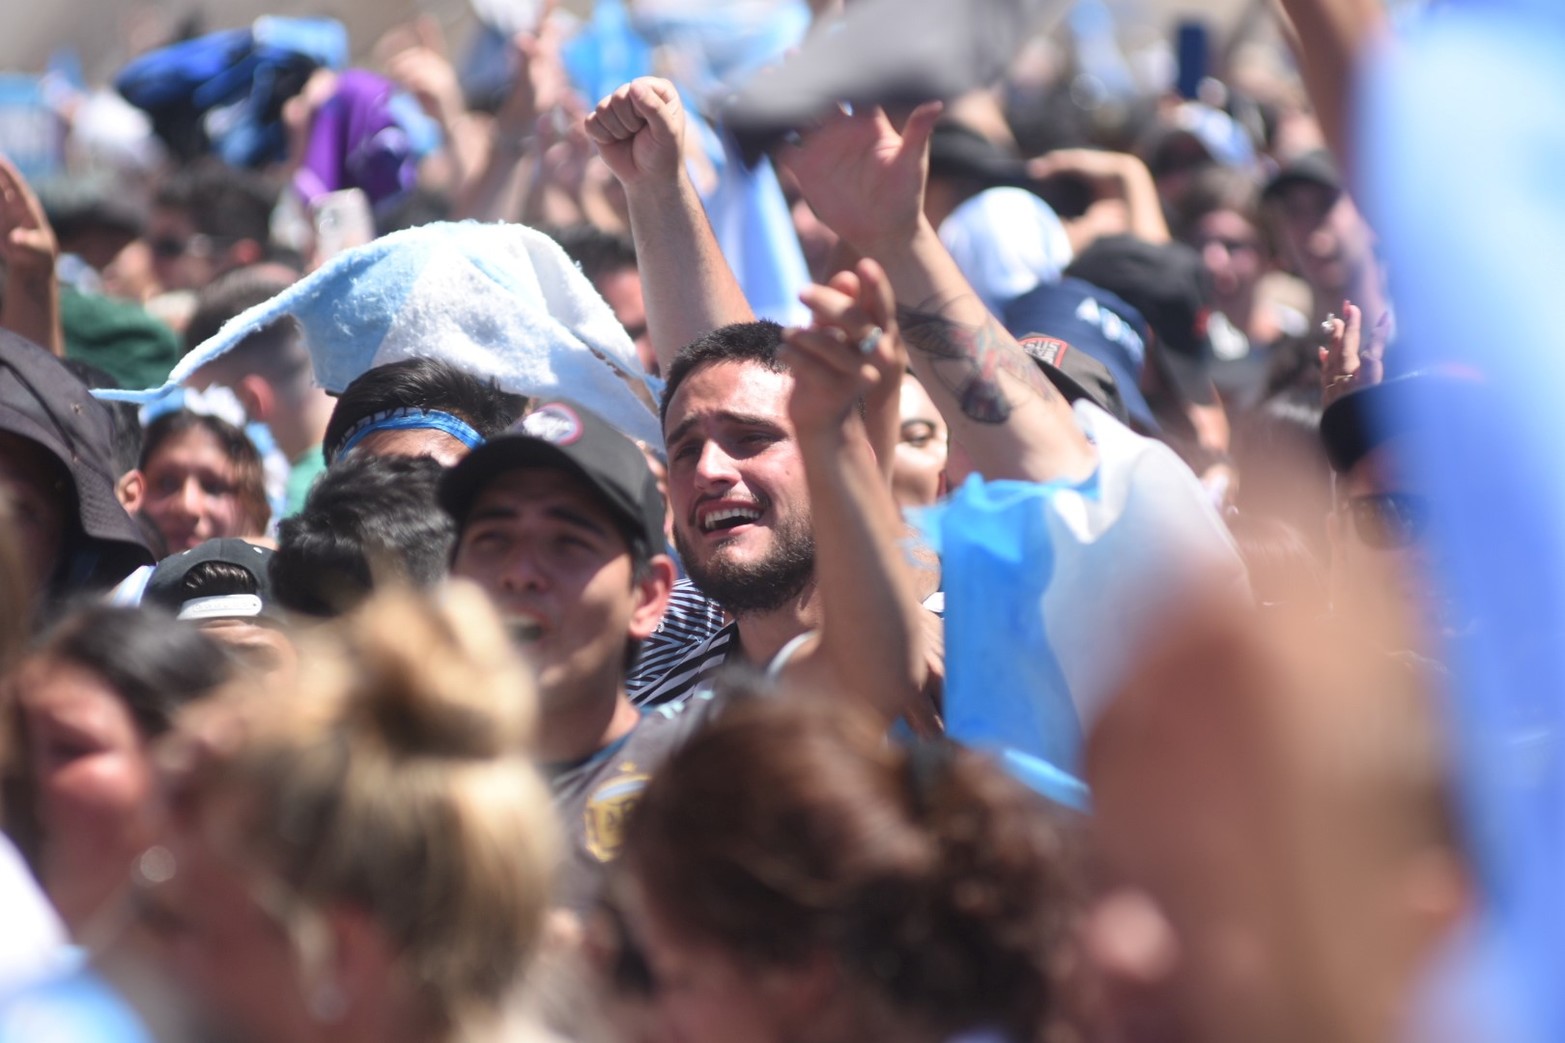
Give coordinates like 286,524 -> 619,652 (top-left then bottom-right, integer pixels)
1348,492 -> 1430,549
150,233 -> 224,261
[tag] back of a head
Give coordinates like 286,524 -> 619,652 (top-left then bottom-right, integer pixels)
156,160 -> 278,246
658,321 -> 787,425
323,358 -> 528,465
623,696 -> 1082,1043
164,584 -> 557,1031
272,453 -> 454,617
183,265 -> 300,355
552,224 -> 638,284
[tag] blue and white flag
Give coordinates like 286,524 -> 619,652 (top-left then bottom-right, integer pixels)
1363,3 -> 1565,1041
920,404 -> 1245,809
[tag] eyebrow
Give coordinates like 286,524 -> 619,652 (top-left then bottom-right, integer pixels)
465,501 -> 614,539
665,411 -> 782,450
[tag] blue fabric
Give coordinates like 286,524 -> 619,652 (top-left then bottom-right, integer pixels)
114,17 -> 346,167
336,408 -> 484,458
919,475 -> 1088,804
561,0 -> 655,112
693,119 -> 810,327
1364,6 -> 1565,1042
0,968 -> 152,1043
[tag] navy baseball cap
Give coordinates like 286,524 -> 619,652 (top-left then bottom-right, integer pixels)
1003,277 -> 1157,430
439,399 -> 665,552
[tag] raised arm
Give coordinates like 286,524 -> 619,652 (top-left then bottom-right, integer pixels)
777,258 -> 930,725
777,106 -> 1096,485
585,78 -> 753,375
1273,0 -> 1390,185
0,157 -> 63,357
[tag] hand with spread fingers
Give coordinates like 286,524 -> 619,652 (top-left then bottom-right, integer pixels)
1320,300 -> 1388,407
782,259 -> 905,446
584,77 -> 686,188
774,101 -> 943,257
0,155 -> 63,355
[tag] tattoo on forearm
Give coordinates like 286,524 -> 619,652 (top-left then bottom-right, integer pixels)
896,296 -> 1061,424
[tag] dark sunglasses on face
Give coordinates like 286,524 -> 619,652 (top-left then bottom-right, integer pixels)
150,233 -> 224,261
1349,492 -> 1431,549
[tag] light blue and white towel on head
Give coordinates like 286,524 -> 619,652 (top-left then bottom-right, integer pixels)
97,221 -> 664,447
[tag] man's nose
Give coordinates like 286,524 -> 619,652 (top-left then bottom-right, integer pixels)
693,439 -> 742,486
499,543 -> 549,593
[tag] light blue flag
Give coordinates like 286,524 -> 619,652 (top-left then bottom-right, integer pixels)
918,404 -> 1246,811
95,221 -> 663,447
1362,4 -> 1565,1041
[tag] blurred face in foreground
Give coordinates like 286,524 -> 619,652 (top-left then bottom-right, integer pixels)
1331,435 -> 1449,649
15,656 -> 156,934
1083,606 -> 1472,1043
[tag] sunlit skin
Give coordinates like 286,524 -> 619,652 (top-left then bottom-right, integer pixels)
891,374 -> 948,510
596,266 -> 656,376
345,426 -> 471,468
450,468 -> 667,714
17,658 -> 158,935
662,362 -> 811,584
139,426 -> 254,554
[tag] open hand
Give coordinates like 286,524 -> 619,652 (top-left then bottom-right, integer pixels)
0,156 -> 58,277
782,258 -> 904,443
774,102 -> 942,255
584,78 -> 685,187
1319,300 -> 1387,407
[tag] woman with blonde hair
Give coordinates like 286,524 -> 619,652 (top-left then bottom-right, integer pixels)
142,583 -> 560,1043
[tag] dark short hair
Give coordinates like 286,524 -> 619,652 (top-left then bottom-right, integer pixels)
183,266 -> 299,355
154,160 -> 278,246
323,358 -> 528,465
658,321 -> 787,427
272,454 -> 455,617
552,224 -> 638,283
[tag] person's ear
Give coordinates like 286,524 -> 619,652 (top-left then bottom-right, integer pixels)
310,904 -> 395,1026
235,373 -> 275,425
629,554 -> 677,642
116,469 -> 146,512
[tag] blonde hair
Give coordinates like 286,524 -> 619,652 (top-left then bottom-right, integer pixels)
166,582 -> 559,1033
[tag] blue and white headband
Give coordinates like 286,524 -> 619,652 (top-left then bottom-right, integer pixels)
333,406 -> 485,461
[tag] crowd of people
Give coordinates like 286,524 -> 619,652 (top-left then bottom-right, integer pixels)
0,0 -> 1518,1041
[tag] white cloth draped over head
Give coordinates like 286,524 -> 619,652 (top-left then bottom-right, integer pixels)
96,221 -> 664,447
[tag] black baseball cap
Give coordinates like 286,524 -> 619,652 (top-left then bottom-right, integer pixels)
1065,235 -> 1217,406
1319,371 -> 1476,476
439,400 -> 665,552
1016,334 -> 1130,425
1262,149 -> 1342,205
144,538 -> 278,621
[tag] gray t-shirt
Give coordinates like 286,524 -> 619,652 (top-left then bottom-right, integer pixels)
547,690 -> 725,916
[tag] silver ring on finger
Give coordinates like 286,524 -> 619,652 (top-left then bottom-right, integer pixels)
857,325 -> 884,356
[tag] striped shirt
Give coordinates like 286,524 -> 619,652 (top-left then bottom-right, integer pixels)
627,579 -> 731,706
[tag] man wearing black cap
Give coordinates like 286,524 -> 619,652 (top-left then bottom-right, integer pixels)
1064,234 -> 1228,453
1320,372 -> 1460,649
0,332 -> 152,610
1262,149 -> 1388,328
142,536 -> 293,675
441,399 -> 681,914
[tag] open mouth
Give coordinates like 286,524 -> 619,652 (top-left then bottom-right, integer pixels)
698,504 -> 763,534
